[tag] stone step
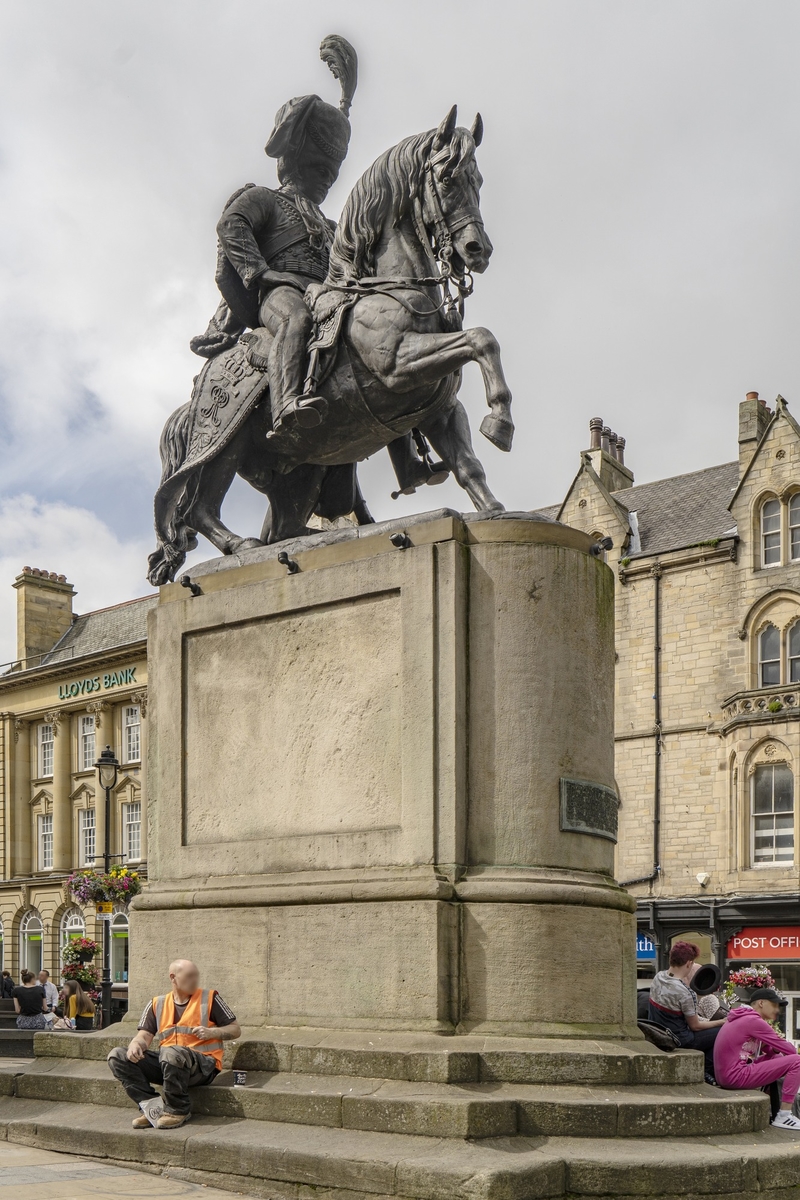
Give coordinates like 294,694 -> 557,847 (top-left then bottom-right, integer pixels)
0,1095 -> 798,1199
4,1056 -> 768,1140
0,1030 -> 34,1057
32,1026 -> 705,1086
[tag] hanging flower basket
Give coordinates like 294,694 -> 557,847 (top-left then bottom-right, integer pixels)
61,961 -> 100,989
68,866 -> 143,906
722,965 -> 778,1008
62,936 -> 99,965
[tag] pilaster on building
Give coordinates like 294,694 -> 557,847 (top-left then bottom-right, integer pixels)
553,394 -> 800,1042
0,568 -> 156,1011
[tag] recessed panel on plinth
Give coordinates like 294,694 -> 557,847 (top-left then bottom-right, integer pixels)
182,592 -> 402,845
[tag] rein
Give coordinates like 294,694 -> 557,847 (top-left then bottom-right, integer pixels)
330,153 -> 480,320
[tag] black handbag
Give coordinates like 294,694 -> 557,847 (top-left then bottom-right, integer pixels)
637,1019 -> 682,1051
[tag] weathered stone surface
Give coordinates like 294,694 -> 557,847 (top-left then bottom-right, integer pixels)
2,1093 -> 800,1199
138,517 -> 636,1038
185,1119 -> 410,1193
342,1091 -> 517,1139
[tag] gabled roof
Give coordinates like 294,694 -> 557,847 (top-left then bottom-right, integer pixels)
557,454 -> 633,534
42,594 -> 158,666
612,461 -> 739,558
729,395 -> 800,508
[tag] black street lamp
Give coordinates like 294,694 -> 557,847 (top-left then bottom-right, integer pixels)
95,744 -> 119,1029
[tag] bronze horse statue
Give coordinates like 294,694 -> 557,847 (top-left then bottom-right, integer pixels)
148,106 -> 513,586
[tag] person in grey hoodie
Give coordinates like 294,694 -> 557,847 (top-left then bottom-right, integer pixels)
713,987 -> 800,1131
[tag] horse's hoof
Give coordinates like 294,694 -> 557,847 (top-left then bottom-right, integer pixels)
295,396 -> 327,428
228,537 -> 263,555
480,413 -> 514,452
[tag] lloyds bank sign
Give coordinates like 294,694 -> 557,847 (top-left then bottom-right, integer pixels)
58,667 -> 138,701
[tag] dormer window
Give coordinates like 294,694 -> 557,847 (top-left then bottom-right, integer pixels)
761,498 -> 781,567
759,624 -> 781,686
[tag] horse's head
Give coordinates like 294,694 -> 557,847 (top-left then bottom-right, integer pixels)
425,105 -> 493,275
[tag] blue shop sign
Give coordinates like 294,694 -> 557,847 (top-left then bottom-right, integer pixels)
636,934 -> 656,960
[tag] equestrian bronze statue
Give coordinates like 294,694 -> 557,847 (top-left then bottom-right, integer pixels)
148,37 -> 513,586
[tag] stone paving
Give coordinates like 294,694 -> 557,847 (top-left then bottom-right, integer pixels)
0,1141 -> 261,1199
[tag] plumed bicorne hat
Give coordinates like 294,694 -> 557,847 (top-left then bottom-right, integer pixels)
265,35 -> 357,166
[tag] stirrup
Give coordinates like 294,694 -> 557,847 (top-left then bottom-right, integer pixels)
271,396 -> 327,433
294,395 -> 327,428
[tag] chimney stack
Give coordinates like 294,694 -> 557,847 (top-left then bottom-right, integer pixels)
583,417 -> 634,491
13,567 -> 75,667
738,391 -> 772,477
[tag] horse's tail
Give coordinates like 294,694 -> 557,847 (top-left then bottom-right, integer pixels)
158,401 -> 191,485
147,403 -> 197,587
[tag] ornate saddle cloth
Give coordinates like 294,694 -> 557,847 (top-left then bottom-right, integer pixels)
183,339 -> 271,467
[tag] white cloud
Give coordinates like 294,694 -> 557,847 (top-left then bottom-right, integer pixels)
0,0 -> 799,604
0,495 -> 152,665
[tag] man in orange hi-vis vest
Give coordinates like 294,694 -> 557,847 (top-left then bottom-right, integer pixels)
107,959 -> 240,1129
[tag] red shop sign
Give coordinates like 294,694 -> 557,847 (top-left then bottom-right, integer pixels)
727,926 -> 800,959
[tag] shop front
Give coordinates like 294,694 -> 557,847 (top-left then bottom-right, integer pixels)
635,896 -> 800,1044
726,925 -> 800,1047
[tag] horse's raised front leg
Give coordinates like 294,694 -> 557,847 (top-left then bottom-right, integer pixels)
350,307 -> 514,450
386,326 -> 514,452
422,400 -> 504,513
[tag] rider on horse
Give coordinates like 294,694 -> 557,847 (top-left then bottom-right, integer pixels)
190,36 -> 444,496
190,37 -> 353,434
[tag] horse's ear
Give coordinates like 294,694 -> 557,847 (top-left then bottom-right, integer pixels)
434,104 -> 458,150
470,113 -> 483,147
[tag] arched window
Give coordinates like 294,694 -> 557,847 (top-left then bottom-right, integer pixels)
19,909 -> 43,975
111,909 -> 129,983
60,907 -> 85,952
761,498 -> 781,568
791,495 -> 800,561
789,624 -> 800,684
759,624 -> 781,686
752,762 -> 794,865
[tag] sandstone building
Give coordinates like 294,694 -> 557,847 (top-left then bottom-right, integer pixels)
0,568 -> 154,1009
550,394 -> 800,1041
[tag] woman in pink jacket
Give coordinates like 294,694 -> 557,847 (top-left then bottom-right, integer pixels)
714,987 -> 800,1130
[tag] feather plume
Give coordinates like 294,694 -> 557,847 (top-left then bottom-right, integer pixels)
320,35 -> 358,117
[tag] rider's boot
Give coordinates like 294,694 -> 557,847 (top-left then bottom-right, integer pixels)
387,435 -> 450,497
267,317 -> 327,434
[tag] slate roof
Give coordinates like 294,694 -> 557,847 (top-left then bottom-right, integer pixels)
540,459 -> 741,558
614,460 -> 739,558
42,594 -> 158,667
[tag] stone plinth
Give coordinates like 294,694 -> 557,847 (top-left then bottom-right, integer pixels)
132,510 -> 637,1038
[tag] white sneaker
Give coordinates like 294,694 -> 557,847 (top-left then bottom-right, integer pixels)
772,1110 -> 800,1131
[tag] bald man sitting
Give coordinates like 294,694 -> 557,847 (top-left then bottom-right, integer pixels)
107,959 -> 240,1129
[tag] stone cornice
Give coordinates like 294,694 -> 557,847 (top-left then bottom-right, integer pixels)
0,641 -> 146,697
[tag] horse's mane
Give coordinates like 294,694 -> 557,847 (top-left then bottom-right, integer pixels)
326,126 -> 476,285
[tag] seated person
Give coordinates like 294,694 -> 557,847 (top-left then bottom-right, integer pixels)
649,941 -> 726,1083
63,980 -> 96,1031
714,987 -> 800,1131
107,959 -> 240,1129
12,968 -> 48,1030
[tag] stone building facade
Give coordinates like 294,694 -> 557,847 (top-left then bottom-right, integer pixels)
549,394 -> 800,1042
0,567 -> 155,1005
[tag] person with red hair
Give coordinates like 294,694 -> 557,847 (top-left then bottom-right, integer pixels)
649,941 -> 727,1083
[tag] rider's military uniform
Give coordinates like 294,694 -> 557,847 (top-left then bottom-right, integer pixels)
213,184 -> 334,335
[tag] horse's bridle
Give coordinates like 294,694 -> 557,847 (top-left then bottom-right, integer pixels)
331,152 -> 485,321
419,158 -> 483,301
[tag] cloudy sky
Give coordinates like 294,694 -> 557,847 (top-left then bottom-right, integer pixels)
0,1 -> 798,658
